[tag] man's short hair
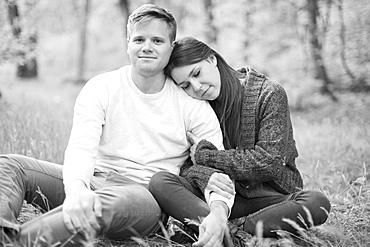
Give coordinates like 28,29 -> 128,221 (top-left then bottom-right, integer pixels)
127,4 -> 177,42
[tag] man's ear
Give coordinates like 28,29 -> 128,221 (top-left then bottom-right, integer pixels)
171,41 -> 176,50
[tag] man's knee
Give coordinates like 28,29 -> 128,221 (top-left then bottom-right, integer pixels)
0,154 -> 22,166
0,154 -> 26,176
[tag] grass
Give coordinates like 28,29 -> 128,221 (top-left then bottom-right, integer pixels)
0,74 -> 369,246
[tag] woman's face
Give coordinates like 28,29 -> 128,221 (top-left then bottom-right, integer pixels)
170,56 -> 221,100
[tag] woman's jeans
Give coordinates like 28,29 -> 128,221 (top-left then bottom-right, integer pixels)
0,154 -> 162,246
149,171 -> 331,238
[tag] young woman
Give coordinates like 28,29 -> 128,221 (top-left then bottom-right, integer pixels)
149,37 -> 331,246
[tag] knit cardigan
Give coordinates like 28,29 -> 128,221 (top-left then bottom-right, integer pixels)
180,67 -> 303,195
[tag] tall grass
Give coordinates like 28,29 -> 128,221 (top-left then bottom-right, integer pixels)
0,80 -> 78,163
0,78 -> 369,246
292,93 -> 370,247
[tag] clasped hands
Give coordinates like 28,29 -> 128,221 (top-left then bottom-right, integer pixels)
188,131 -> 235,247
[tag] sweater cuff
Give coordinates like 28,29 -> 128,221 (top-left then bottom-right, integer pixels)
204,187 -> 235,217
196,139 -> 218,152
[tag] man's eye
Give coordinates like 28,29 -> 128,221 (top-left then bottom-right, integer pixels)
154,39 -> 164,44
193,70 -> 200,77
134,38 -> 143,43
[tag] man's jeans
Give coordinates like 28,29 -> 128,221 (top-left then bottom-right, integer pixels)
149,171 -> 331,238
0,154 -> 162,246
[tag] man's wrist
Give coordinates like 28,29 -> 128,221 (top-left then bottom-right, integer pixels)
64,179 -> 88,194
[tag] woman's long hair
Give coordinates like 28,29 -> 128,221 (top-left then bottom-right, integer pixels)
165,37 -> 244,149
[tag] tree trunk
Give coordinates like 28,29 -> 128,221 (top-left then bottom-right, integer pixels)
119,0 -> 130,19
337,0 -> 356,86
204,0 -> 218,45
118,0 -> 130,62
76,0 -> 91,84
243,0 -> 254,62
6,0 -> 38,78
307,0 -> 337,101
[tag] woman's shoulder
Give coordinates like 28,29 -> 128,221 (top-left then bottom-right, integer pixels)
241,66 -> 286,96
239,67 -> 290,112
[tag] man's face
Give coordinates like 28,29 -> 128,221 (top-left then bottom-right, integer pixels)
127,19 -> 173,77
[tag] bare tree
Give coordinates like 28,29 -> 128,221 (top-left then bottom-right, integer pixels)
307,0 -> 337,101
203,0 -> 218,45
76,0 -> 91,84
337,0 -> 356,86
6,0 -> 38,78
118,0 -> 130,61
242,0 -> 254,63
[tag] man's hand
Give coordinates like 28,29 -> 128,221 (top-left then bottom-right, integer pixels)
63,180 -> 103,236
193,201 -> 228,247
207,173 -> 235,199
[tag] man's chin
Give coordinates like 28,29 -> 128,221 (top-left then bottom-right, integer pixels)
137,64 -> 166,75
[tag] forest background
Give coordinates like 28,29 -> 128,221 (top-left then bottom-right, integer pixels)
0,0 -> 369,246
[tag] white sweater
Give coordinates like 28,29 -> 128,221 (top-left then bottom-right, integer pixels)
63,65 -> 224,187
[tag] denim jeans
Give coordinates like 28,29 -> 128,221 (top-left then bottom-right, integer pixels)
149,171 -> 331,238
0,154 -> 162,246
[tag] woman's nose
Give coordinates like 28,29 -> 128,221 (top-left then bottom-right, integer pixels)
190,80 -> 202,92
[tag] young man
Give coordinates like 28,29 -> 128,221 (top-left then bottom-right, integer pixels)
0,4 -> 230,246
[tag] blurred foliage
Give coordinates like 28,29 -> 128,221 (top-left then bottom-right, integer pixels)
0,0 -> 369,104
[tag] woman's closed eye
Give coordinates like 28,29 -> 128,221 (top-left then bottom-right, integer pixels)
193,69 -> 200,77
180,82 -> 190,89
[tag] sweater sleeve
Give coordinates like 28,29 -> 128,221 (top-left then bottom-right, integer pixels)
63,76 -> 108,187
180,157 -> 221,192
194,81 -> 299,185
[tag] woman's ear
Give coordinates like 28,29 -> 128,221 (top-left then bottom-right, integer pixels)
209,55 -> 217,67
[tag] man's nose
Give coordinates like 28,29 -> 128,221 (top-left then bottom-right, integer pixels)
142,41 -> 153,52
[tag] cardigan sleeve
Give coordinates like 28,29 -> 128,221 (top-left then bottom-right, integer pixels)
180,157 -> 222,193
193,80 -> 300,186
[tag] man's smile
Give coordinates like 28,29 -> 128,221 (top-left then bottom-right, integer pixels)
138,55 -> 156,59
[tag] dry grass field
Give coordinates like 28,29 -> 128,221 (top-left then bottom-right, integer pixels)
1,75 -> 369,246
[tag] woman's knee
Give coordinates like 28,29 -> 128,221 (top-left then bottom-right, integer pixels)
295,190 -> 331,225
149,171 -> 177,194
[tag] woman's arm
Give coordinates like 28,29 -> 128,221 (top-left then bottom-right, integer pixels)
180,157 -> 220,192
194,81 -> 300,185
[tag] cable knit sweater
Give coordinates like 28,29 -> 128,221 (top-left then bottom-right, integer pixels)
180,67 -> 303,195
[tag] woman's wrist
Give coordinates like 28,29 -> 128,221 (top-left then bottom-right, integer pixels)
210,200 -> 229,219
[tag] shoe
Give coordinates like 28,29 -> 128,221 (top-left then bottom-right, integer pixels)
166,217 -> 197,244
227,219 -> 255,247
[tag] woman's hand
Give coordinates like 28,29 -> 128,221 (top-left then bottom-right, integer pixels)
187,131 -> 200,164
207,173 -> 235,199
193,201 -> 229,247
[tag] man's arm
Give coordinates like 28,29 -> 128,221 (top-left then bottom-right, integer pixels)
62,76 -> 107,234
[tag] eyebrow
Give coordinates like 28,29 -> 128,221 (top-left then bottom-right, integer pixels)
152,36 -> 165,40
188,67 -> 196,78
